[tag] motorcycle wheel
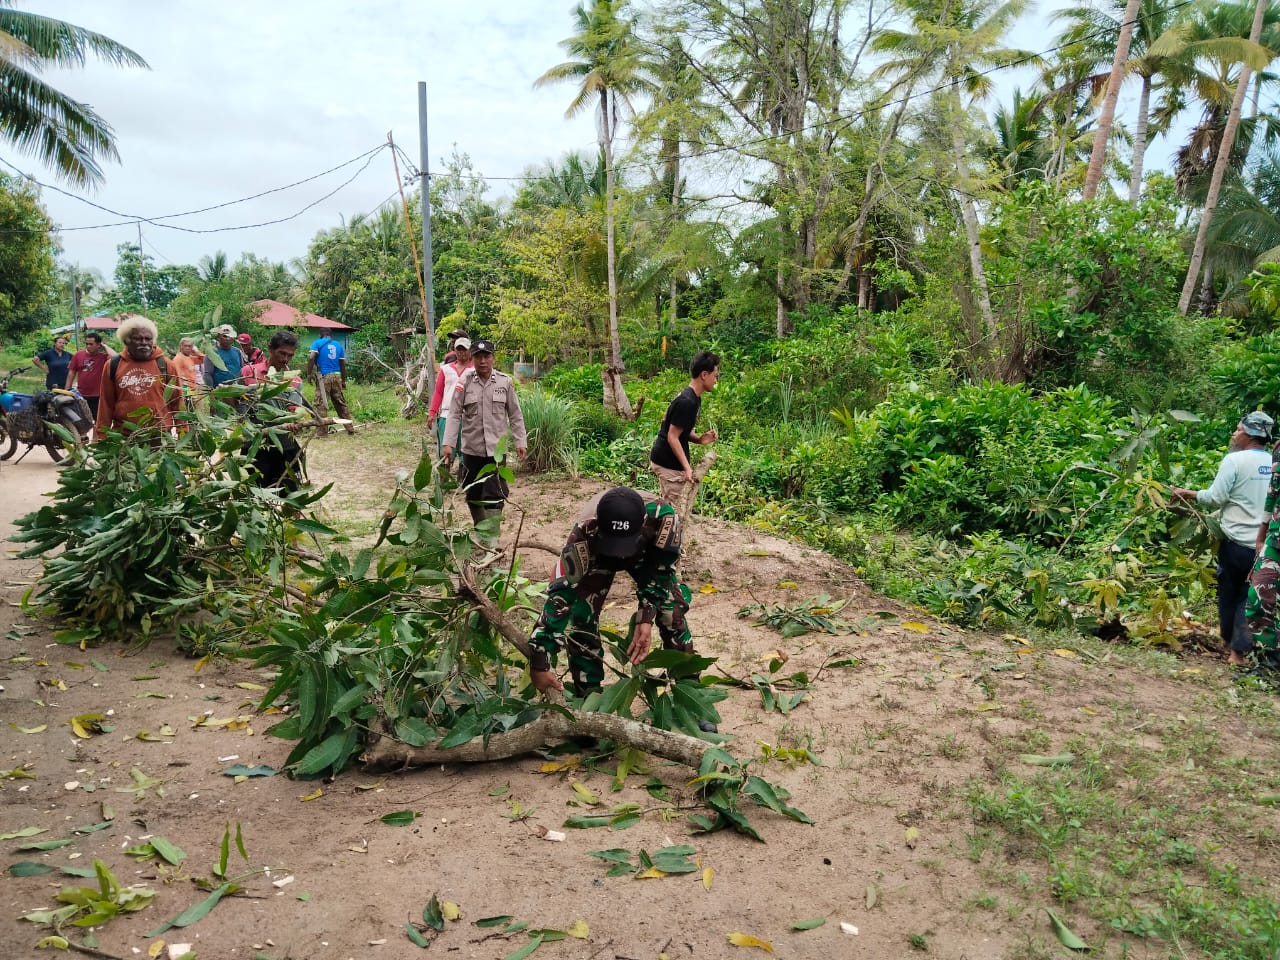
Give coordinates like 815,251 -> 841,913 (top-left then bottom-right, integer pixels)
45,436 -> 68,464
0,420 -> 15,461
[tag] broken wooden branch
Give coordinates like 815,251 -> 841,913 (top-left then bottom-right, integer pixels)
676,450 -> 717,536
361,704 -> 709,769
358,562 -> 713,771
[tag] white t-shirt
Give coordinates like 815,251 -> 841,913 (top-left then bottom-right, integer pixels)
439,361 -> 469,420
1196,447 -> 1273,547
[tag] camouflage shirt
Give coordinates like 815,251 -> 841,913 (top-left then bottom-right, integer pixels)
1263,441 -> 1280,563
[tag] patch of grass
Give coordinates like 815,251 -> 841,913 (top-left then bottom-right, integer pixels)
937,734 -> 970,760
345,380 -> 403,424
963,707 -> 1280,960
969,889 -> 1000,911
520,386 -> 579,475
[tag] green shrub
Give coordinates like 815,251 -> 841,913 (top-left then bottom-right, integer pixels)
541,363 -> 604,404
345,380 -> 403,424
519,386 -> 578,474
572,401 -> 626,444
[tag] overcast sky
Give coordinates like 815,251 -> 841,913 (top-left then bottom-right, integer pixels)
25,1 -> 602,277
17,1 -> 1162,282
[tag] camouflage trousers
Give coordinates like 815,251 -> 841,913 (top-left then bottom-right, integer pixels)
1246,555 -> 1280,652
531,576 -> 693,692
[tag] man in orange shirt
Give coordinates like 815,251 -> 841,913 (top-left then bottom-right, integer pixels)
169,337 -> 205,410
96,317 -> 181,439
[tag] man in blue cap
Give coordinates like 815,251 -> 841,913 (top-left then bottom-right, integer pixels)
1171,411 -> 1274,666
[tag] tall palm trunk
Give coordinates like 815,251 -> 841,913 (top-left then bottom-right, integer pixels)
950,84 -> 997,347
1128,74 -> 1152,202
668,144 -> 680,326
1083,0 -> 1142,200
600,87 -> 633,419
1179,0 -> 1267,314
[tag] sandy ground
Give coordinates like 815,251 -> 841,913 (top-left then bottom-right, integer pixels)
0,434 -> 1267,960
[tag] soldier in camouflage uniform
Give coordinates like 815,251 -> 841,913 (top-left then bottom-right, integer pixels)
527,487 -> 712,728
1248,433 -> 1280,668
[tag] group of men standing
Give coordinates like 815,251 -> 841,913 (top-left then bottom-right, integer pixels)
36,319 -> 356,497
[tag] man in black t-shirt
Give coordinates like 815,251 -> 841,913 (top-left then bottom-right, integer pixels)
649,350 -> 720,503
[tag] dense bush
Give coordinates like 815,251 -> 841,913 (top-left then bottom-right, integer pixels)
540,362 -> 605,404
545,307 -> 1243,634
519,386 -> 578,474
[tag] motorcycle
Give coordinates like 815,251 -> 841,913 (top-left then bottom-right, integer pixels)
0,366 -> 94,463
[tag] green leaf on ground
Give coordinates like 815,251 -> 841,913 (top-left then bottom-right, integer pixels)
223,764 -> 277,778
405,921 -> 431,948
17,839 -> 73,851
1044,908 -> 1090,951
147,881 -> 240,935
423,893 -> 444,932
502,935 -> 544,960
791,917 -> 825,930
9,861 -> 55,877
381,810 -> 418,826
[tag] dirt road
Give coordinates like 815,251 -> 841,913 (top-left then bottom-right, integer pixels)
0,435 -> 1228,959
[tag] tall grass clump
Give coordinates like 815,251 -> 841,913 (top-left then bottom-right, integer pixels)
520,387 -> 578,475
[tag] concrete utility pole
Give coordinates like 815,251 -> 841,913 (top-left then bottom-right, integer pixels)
70,267 -> 81,348
136,222 -> 149,313
418,81 -> 435,345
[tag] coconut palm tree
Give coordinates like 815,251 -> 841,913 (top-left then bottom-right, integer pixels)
0,2 -> 148,187
1180,0 -> 1273,314
874,0 -> 1036,353
633,35 -> 723,328
535,0 -> 652,417
197,251 -> 229,283
1054,0 -> 1194,201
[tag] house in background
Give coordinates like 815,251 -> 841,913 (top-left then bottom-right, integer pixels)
249,300 -> 353,350
50,313 -> 142,340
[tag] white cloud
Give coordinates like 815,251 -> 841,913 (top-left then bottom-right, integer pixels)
21,0 -> 600,274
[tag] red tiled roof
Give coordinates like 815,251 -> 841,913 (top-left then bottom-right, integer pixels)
251,299 -> 353,331
85,313 -> 148,330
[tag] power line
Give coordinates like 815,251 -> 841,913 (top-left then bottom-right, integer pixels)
0,0 -> 1214,242
0,143 -> 388,234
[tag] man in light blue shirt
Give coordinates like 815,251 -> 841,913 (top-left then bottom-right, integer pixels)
1171,411 -> 1275,665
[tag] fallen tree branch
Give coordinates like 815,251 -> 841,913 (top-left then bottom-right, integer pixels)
361,704 -> 709,769
676,450 -> 717,538
359,562 -> 712,771
515,539 -> 563,556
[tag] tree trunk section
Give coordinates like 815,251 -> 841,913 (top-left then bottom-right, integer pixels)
675,450 -> 716,540
1180,0 -> 1266,314
949,85 -> 997,348
669,149 -> 681,328
362,706 -> 710,770
600,89 -> 633,419
1083,0 -> 1141,201
1128,74 -> 1152,203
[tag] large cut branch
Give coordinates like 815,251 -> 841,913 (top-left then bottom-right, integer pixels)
359,564 -> 714,771
676,450 -> 717,536
362,705 -> 709,769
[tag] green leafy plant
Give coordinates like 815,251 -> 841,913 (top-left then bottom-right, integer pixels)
11,385 -> 331,646
21,859 -> 155,934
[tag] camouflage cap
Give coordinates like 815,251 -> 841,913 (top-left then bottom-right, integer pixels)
1241,411 -> 1275,439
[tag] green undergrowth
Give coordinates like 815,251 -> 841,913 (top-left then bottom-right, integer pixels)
551,327 -> 1241,639
963,691 -> 1280,959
